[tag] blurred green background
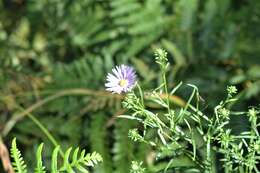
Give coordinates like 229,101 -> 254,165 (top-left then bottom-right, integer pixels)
0,0 -> 260,172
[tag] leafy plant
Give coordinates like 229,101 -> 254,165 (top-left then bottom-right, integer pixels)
121,49 -> 260,172
1,0 -> 260,172
10,138 -> 102,173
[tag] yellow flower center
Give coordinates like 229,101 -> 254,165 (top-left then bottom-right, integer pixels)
119,79 -> 128,87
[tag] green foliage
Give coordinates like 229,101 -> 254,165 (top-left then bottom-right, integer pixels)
10,138 -> 102,173
123,49 -> 260,172
90,113 -> 113,173
113,119 -> 134,173
35,144 -> 46,173
0,0 -> 260,172
11,139 -> 27,173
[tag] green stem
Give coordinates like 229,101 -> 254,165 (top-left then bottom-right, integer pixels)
16,105 -> 64,157
205,135 -> 212,173
1,88 -> 123,137
30,114 -> 61,147
163,70 -> 171,116
224,153 -> 231,173
136,83 -> 144,107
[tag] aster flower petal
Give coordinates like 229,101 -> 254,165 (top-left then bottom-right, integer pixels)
105,65 -> 137,94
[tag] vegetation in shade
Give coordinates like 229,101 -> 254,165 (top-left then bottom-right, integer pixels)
89,113 -> 113,173
113,119 -> 135,173
0,0 -> 259,172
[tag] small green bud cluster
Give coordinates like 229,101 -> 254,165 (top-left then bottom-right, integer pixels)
227,85 -> 237,98
219,108 -> 230,119
128,129 -> 144,142
130,161 -> 145,173
154,48 -> 169,70
123,92 -> 144,112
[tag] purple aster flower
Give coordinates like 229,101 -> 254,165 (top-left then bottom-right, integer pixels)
105,65 -> 137,94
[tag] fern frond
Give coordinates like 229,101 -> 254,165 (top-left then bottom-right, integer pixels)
46,57 -> 117,114
60,147 -> 74,172
10,138 -> 28,173
84,152 -> 103,167
90,113 -> 113,173
10,139 -> 102,173
60,147 -> 102,172
51,146 -> 60,173
35,143 -> 46,173
109,0 -> 169,59
177,0 -> 199,31
113,119 -> 134,173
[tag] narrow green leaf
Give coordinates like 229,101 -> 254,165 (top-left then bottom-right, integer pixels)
51,146 -> 60,173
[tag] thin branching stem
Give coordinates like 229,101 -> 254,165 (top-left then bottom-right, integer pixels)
15,105 -> 65,157
1,88 -> 185,137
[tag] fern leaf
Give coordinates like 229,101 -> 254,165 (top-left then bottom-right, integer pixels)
84,152 -> 102,167
178,0 -> 199,31
72,147 -> 80,165
76,165 -> 89,173
59,147 -> 102,173
10,138 -> 28,173
90,113 -> 113,173
113,119 -> 134,173
35,143 -> 46,173
60,147 -> 75,173
51,146 -> 60,173
10,138 -> 102,172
